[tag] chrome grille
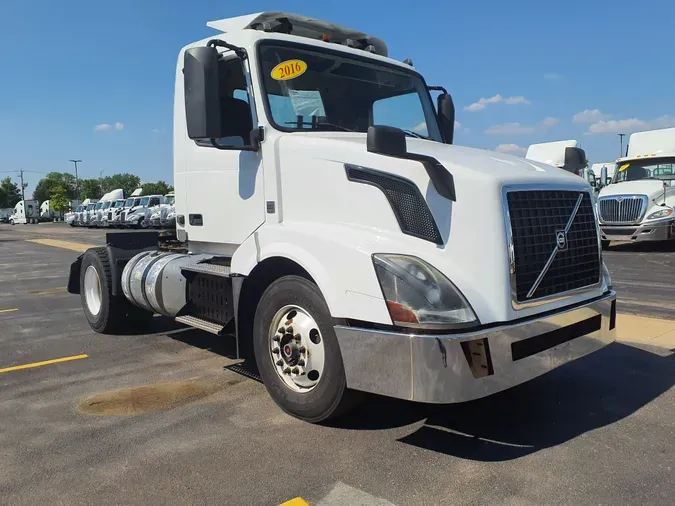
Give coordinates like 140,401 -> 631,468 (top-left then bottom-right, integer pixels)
598,195 -> 647,224
507,190 -> 600,304
108,212 -> 113,220
121,212 -> 126,222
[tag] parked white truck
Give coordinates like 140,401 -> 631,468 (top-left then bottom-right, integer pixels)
68,12 -> 616,422
0,208 -> 12,223
124,194 -> 165,228
10,199 -> 40,224
149,192 -> 175,228
597,127 -> 675,247
526,140 -> 597,189
591,162 -> 615,184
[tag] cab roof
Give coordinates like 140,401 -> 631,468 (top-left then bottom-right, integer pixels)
206,11 -> 388,57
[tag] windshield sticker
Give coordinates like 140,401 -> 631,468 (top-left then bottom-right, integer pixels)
618,163 -> 630,172
271,59 -> 307,81
287,89 -> 326,117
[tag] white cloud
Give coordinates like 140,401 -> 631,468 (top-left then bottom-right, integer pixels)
544,73 -> 562,80
573,109 -> 611,124
540,117 -> 559,126
586,115 -> 675,135
454,120 -> 461,130
485,122 -> 536,135
464,94 -> 531,112
412,121 -> 427,134
152,128 -> 161,133
94,122 -> 124,132
496,143 -> 527,156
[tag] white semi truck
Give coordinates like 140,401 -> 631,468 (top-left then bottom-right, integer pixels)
526,140 -> 597,190
591,162 -> 615,184
597,127 -> 675,247
124,194 -> 165,228
67,12 -> 616,422
10,199 -> 40,224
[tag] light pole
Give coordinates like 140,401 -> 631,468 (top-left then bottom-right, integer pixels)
618,134 -> 626,158
70,159 -> 82,201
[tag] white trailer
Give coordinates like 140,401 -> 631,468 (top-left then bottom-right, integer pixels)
68,12 -> 616,423
10,200 -> 40,224
597,127 -> 675,246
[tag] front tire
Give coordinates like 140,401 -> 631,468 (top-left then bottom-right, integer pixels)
253,275 -> 360,423
80,247 -> 152,334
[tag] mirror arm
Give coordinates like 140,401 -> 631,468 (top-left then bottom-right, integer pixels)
207,39 -> 248,60
427,85 -> 448,94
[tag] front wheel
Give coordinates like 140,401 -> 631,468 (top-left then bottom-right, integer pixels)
253,275 -> 360,423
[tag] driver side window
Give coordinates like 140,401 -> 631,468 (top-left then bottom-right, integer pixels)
196,57 -> 254,149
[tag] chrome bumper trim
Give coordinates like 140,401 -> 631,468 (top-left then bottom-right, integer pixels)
334,292 -> 616,403
600,219 -> 675,242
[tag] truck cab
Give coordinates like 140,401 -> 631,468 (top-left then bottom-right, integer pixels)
68,12 -> 615,423
149,192 -> 175,228
102,199 -> 125,227
597,127 -> 675,247
66,205 -> 84,226
10,199 -> 39,225
124,194 -> 164,228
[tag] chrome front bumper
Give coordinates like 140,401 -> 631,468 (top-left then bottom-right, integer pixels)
600,219 -> 675,242
334,291 -> 616,403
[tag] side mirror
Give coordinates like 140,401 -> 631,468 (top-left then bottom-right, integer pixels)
184,46 -> 222,140
367,125 -> 407,157
563,147 -> 587,173
600,166 -> 608,186
437,93 -> 455,145
249,127 -> 265,151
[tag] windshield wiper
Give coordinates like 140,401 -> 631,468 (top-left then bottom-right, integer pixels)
401,129 -> 428,139
284,121 -> 355,132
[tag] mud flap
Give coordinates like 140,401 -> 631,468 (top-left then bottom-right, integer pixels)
67,254 -> 84,294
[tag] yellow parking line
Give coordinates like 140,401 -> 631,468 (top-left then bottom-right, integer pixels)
0,354 -> 88,374
0,308 -> 18,313
26,238 -> 95,253
279,499 -> 310,506
25,287 -> 67,296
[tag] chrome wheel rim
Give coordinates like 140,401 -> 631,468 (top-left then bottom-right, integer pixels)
269,305 -> 326,393
83,265 -> 102,316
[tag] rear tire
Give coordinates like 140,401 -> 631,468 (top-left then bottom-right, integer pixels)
253,275 -> 360,423
80,247 -> 152,334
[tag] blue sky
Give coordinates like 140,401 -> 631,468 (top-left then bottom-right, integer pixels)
1,0 -> 673,196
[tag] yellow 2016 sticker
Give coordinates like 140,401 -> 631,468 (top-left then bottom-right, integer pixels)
618,163 -> 630,172
271,59 -> 307,81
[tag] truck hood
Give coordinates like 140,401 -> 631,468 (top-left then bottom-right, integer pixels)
297,132 -> 589,188
599,180 -> 671,200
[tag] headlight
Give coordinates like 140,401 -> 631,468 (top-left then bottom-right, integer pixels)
646,208 -> 673,220
372,254 -> 478,329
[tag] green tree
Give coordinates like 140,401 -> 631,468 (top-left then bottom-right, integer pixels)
0,185 -> 8,208
0,177 -> 22,207
33,172 -> 76,203
101,173 -> 141,197
141,181 -> 173,196
50,185 -> 70,214
80,179 -> 103,200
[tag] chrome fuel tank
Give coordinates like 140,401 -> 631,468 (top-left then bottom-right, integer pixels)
121,251 -> 211,316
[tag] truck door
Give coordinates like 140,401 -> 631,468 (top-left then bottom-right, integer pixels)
184,55 -> 265,248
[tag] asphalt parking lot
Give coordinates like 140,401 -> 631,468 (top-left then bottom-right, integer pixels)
1,223 -> 673,505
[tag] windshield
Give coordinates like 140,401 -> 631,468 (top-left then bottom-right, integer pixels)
140,197 -> 150,206
259,42 -> 442,141
94,203 -> 103,210
86,204 -> 95,211
102,202 -> 111,210
114,201 -> 124,208
124,198 -> 134,207
165,196 -> 175,205
613,157 -> 675,183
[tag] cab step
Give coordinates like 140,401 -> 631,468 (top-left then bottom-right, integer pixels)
175,315 -> 224,335
181,263 -> 231,277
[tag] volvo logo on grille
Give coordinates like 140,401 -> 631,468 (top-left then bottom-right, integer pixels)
616,196 -> 624,202
556,231 -> 568,250
526,193 -> 584,299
